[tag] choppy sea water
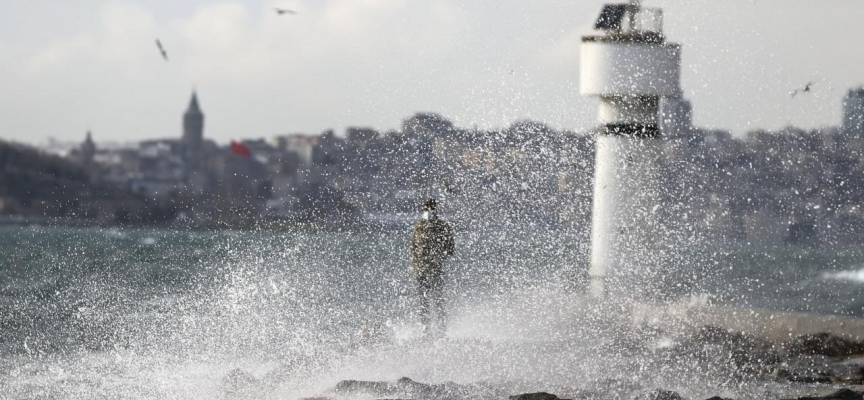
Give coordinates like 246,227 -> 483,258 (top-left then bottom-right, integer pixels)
0,225 -> 862,399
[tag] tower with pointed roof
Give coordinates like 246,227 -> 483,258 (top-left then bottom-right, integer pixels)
182,91 -> 205,179
80,130 -> 96,170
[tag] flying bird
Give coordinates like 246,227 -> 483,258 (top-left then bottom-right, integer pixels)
790,82 -> 814,97
274,7 -> 297,15
155,39 -> 168,61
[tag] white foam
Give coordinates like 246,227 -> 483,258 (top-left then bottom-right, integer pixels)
821,268 -> 864,282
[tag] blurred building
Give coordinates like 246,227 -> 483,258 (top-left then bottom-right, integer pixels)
182,92 -> 205,188
842,87 -> 864,136
660,96 -> 693,137
274,134 -> 318,165
67,130 -> 97,172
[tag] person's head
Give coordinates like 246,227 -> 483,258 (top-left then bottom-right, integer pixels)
422,199 -> 437,219
422,198 -> 437,212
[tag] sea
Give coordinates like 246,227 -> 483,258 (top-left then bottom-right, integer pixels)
0,225 -> 863,399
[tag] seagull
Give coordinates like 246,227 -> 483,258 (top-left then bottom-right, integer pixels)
790,82 -> 814,97
155,39 -> 168,61
274,7 -> 297,15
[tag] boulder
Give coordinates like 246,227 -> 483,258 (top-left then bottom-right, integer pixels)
785,374 -> 833,384
334,379 -> 393,395
789,388 -> 864,400
728,348 -> 781,370
633,389 -> 684,400
509,393 -> 569,400
785,333 -> 864,358
768,366 -> 832,384
832,374 -> 864,385
686,325 -> 780,373
332,377 -> 491,400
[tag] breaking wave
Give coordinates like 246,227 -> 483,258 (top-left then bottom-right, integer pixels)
821,267 -> 864,283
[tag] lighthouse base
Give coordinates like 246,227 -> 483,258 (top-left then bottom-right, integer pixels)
589,277 -> 606,299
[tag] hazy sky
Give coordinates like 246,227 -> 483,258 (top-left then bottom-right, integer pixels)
2,0 -> 863,145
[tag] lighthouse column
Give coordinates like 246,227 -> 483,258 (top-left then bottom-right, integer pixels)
580,2 -> 681,298
588,116 -> 666,298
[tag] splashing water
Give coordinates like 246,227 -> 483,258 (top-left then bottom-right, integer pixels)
0,226 -> 862,398
822,268 -> 864,283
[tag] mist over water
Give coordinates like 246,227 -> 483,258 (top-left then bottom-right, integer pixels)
0,225 -> 862,398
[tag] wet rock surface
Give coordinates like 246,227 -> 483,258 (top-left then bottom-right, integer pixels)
331,376 -> 502,400
783,388 -> 864,400
228,328 -> 864,400
633,389 -> 684,400
309,375 -> 864,400
509,392 -> 571,400
785,334 -> 864,358
658,326 -> 864,386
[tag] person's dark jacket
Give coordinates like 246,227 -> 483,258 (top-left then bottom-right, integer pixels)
410,215 -> 455,277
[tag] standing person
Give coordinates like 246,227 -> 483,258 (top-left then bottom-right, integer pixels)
410,198 -> 455,336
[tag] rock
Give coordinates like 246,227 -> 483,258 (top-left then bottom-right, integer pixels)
769,366 -> 833,384
633,389 -> 684,400
785,333 -> 864,358
833,374 -> 864,385
824,389 -> 864,400
334,379 -> 392,395
332,377 -> 493,400
729,348 -> 781,369
509,393 -> 569,400
770,368 -> 791,379
821,389 -> 864,400
686,325 -> 780,374
770,353 -> 858,384
785,373 -> 832,384
790,388 -> 864,400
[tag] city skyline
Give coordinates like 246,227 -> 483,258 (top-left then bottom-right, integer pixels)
1,0 -> 863,144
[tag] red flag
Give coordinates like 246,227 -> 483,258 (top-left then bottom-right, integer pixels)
230,141 -> 251,157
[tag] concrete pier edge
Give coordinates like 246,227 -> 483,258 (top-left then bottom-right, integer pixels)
631,302 -> 864,342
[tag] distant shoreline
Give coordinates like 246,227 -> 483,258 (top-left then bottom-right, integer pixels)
0,214 -> 411,233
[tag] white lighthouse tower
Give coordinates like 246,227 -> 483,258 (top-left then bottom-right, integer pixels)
580,1 -> 681,298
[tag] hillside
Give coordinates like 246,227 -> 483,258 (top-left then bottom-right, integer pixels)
0,140 -> 143,223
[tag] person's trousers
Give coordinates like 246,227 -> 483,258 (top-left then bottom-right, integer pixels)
416,274 -> 445,332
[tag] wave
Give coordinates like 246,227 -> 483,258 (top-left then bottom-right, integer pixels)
821,268 -> 864,282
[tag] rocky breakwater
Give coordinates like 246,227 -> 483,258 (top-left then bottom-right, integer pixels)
217,326 -> 864,399
287,377 -> 864,400
662,326 -> 864,385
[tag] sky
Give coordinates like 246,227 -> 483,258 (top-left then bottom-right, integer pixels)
1,0 -> 863,145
